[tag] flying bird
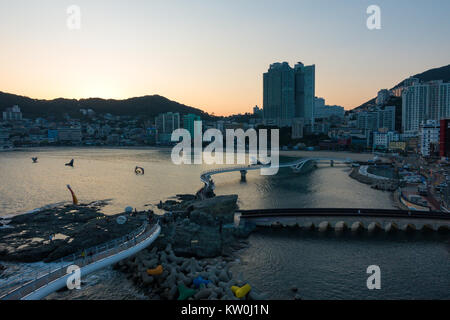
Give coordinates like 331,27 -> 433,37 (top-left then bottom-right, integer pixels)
65,159 -> 74,167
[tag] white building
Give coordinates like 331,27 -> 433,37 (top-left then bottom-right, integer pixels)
402,80 -> 450,134
3,105 -> 22,121
419,120 -> 440,157
314,97 -> 344,119
373,131 -> 399,150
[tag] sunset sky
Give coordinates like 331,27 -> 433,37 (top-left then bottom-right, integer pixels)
0,0 -> 449,116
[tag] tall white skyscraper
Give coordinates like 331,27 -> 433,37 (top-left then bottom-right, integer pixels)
294,62 -> 315,126
263,61 -> 315,128
419,120 -> 440,156
263,62 -> 295,127
402,80 -> 450,134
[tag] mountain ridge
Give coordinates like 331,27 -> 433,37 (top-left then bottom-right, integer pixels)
0,91 -> 214,120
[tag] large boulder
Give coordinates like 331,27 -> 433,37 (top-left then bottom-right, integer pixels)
187,195 -> 238,224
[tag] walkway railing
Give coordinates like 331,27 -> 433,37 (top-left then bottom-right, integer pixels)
201,165 -> 263,177
0,221 -> 159,300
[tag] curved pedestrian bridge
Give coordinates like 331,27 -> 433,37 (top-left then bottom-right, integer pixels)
200,157 -> 353,185
0,222 -> 160,300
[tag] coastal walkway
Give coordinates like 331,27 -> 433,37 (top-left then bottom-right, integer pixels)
0,222 -> 161,300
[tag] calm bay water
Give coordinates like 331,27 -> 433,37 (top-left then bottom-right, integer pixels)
231,230 -> 450,299
1,147 -> 449,299
0,147 -> 393,216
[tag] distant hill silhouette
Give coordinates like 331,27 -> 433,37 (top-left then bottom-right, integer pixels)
353,64 -> 450,111
0,91 -> 213,120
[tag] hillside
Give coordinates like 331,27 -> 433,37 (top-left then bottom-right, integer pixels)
353,64 -> 450,111
394,64 -> 450,89
0,91 -> 213,120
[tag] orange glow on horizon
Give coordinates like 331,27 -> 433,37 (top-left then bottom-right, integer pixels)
1,1 -> 449,117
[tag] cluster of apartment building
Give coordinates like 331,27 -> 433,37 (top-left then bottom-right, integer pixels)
260,59 -> 450,157
2,62 -> 448,157
0,106 -> 151,148
346,76 -> 450,158
0,104 -> 268,149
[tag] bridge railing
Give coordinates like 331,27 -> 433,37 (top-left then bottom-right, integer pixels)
0,221 -> 158,299
201,165 -> 262,176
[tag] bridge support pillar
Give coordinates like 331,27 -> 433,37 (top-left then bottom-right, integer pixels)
240,170 -> 247,182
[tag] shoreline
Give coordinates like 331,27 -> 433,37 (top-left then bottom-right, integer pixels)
0,194 -> 273,300
348,166 -> 400,208
0,145 -> 174,153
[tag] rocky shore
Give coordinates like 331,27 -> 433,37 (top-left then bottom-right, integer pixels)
0,201 -> 147,263
349,167 -> 398,191
1,191 -> 268,300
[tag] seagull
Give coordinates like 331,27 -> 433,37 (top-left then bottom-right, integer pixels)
65,159 -> 74,167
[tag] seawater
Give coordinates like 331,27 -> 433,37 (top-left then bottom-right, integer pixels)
1,147 -> 448,299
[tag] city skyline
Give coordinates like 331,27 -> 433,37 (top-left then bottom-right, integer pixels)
0,0 -> 449,116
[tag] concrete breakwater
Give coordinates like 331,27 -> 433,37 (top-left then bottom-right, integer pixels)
257,219 -> 450,234
349,167 -> 398,191
115,195 -> 270,300
115,244 -> 268,300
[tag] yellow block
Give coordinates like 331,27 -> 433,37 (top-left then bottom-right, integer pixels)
231,284 -> 251,298
147,265 -> 163,276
